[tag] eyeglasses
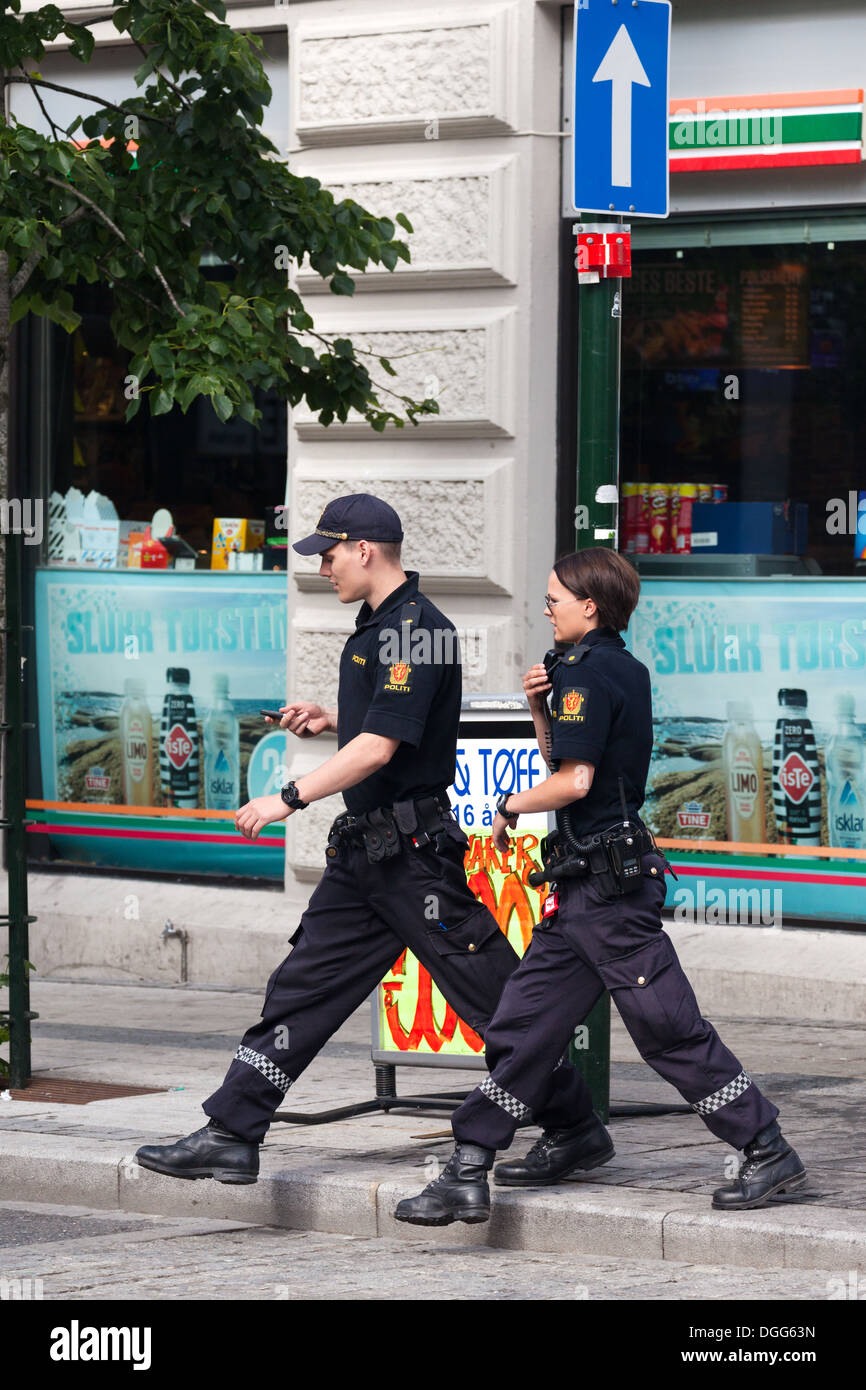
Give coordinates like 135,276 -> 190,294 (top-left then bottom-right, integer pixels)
544,593 -> 584,610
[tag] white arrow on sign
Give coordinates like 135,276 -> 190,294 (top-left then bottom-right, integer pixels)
592,23 -> 651,188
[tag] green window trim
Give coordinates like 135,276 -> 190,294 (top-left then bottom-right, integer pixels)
630,212 -> 866,251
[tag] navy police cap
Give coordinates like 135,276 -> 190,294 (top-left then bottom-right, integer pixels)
292,493 -> 404,555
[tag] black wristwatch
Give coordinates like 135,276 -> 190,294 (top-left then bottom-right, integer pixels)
496,793 -> 517,819
280,781 -> 309,810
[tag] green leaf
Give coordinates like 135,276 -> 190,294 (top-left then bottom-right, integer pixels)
395,211 -> 414,234
226,307 -> 252,338
379,357 -> 397,378
149,343 -> 175,374
330,272 -> 355,296
152,387 -> 174,416
212,392 -> 233,422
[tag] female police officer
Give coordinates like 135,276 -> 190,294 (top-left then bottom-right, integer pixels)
395,548 -> 806,1226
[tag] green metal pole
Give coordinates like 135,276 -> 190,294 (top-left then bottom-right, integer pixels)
566,221 -> 626,1123
3,529 -> 34,1089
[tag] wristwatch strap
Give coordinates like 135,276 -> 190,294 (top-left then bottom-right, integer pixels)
280,781 -> 309,810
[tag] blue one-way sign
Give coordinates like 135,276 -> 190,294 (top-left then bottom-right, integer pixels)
572,0 -> 671,219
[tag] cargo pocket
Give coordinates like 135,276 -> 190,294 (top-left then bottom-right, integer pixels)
424,903 -> 502,958
596,932 -> 702,1058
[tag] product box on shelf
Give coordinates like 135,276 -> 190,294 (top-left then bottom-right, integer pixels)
690,502 -> 808,555
211,518 -> 265,569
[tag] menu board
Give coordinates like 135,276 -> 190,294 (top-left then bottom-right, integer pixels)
739,262 -> 809,368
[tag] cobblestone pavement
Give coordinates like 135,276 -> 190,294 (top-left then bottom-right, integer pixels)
0,1201 -> 857,1301
1,979 -> 865,1301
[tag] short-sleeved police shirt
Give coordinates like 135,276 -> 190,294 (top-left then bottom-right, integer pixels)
337,572 -> 461,815
548,626 -> 654,836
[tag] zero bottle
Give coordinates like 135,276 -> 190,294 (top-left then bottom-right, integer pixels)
160,667 -> 199,809
772,689 -> 822,846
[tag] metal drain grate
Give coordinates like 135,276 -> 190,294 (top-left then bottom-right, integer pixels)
7,1076 -> 168,1105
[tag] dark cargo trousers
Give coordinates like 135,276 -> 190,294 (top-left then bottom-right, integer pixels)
452,849 -> 779,1151
204,824 -> 520,1142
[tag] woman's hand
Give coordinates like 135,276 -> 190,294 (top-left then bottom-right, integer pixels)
523,663 -> 552,709
235,794 -> 292,841
492,809 -> 518,852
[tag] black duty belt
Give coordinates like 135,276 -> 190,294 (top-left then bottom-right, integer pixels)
528,820 -> 666,892
326,794 -> 453,864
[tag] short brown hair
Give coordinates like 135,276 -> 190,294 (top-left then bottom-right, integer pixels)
375,539 -> 402,562
553,549 -> 640,632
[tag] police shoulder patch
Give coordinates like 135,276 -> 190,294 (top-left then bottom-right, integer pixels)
559,686 -> 589,722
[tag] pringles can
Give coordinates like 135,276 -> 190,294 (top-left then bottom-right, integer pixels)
675,483 -> 698,553
649,483 -> 671,553
712,483 -> 729,503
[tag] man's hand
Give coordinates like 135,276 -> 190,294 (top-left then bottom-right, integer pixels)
523,664 -> 552,709
266,702 -> 332,738
236,794 -> 292,841
492,809 -> 518,852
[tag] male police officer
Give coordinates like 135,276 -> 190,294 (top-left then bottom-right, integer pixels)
395,548 -> 806,1225
134,494 -> 519,1183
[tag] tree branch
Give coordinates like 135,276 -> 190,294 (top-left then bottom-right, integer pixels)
43,176 -> 185,317
131,39 -> 192,109
2,75 -> 172,127
17,66 -> 65,144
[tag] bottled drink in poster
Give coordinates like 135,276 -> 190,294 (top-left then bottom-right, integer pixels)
826,691 -> 866,851
723,700 -> 766,843
159,667 -> 199,809
204,673 -> 240,811
120,677 -> 153,807
772,689 -> 822,846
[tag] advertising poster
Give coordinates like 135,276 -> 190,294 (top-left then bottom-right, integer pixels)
32,569 -> 289,879
629,580 -> 866,924
373,724 -> 548,1067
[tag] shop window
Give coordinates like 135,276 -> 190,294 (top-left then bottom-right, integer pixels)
50,274 -> 287,571
620,239 -> 866,575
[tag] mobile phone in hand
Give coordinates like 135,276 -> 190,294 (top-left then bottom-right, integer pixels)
260,709 -> 284,720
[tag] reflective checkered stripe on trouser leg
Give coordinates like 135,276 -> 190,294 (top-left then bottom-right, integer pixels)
234,1045 -> 292,1096
691,1070 -> 751,1117
480,1076 -> 530,1121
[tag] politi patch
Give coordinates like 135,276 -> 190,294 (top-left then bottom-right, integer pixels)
558,686 -> 588,722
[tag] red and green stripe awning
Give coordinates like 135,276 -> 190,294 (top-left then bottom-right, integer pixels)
669,89 -> 864,172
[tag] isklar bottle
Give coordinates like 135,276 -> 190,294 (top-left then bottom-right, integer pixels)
826,691 -> 866,851
772,689 -> 822,846
204,673 -> 240,811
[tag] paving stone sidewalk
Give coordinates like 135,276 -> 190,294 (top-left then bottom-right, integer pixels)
1,979 -> 864,1272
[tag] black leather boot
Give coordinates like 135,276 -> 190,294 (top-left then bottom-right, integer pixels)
134,1118 -> 259,1184
494,1111 -> 614,1187
712,1121 -> 806,1210
393,1144 -> 494,1226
